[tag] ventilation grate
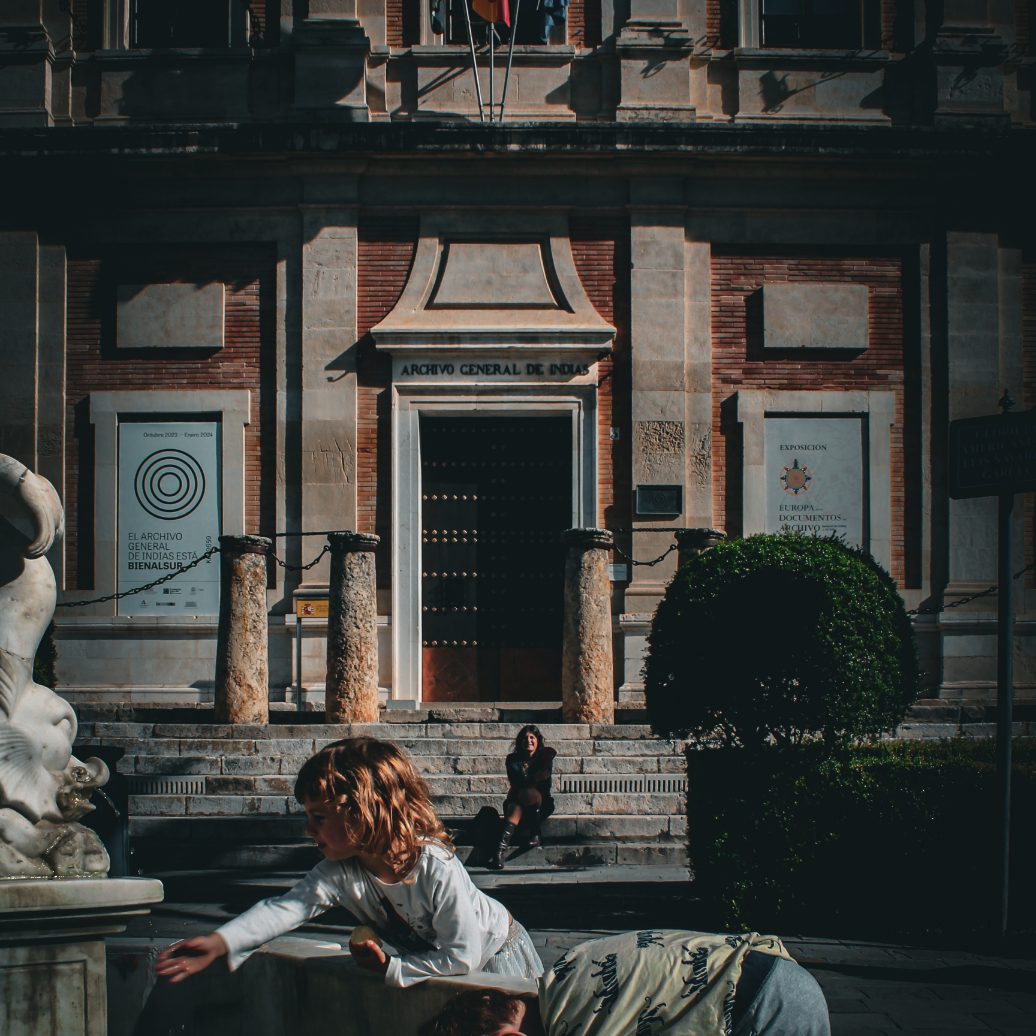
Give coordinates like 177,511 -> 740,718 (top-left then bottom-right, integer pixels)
557,775 -> 687,795
128,776 -> 206,796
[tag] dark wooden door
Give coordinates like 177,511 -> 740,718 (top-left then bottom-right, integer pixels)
421,415 -> 571,702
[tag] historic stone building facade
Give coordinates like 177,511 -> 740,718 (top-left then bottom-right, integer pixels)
0,1 -> 1033,709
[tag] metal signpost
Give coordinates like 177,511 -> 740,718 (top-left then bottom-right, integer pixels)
948,393 -> 1036,936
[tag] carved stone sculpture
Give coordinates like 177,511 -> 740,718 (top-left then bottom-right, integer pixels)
0,454 -> 109,877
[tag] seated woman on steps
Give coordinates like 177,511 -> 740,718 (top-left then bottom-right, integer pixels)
488,725 -> 556,871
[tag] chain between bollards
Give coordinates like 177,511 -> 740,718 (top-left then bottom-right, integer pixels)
57,538 -> 345,608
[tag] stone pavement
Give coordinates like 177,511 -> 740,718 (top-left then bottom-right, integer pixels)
122,863 -> 1036,1034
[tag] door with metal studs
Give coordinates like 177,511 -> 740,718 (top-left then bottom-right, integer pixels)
420,415 -> 571,702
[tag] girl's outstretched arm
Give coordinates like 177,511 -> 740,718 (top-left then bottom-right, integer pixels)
155,934 -> 228,983
214,863 -> 340,970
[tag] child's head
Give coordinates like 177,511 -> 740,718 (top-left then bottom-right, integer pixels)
418,988 -> 530,1036
294,737 -> 450,871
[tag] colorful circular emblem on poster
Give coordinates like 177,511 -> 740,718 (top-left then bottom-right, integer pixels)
780,458 -> 812,495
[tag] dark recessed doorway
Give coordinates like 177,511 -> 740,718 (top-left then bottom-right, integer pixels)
420,415 -> 571,702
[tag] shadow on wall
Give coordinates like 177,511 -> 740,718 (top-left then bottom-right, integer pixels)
108,937 -> 536,1036
83,51 -> 279,121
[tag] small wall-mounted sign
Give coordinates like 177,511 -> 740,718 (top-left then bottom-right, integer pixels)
298,598 -> 329,619
635,484 -> 682,517
609,563 -> 629,583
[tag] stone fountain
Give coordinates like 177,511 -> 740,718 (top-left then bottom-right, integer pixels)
0,454 -> 163,1036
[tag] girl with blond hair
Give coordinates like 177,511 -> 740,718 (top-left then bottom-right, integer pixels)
156,736 -> 542,987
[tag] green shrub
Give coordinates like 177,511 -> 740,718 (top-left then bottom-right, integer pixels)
644,534 -> 919,748
686,740 -> 1036,937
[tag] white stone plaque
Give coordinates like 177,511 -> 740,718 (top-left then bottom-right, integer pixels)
117,422 -> 222,616
765,416 -> 865,548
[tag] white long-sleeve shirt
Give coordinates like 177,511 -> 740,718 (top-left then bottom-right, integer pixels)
215,842 -> 510,988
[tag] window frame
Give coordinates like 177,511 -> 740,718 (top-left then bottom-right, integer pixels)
103,0 -> 251,51
424,0 -> 568,48
739,0 -> 879,51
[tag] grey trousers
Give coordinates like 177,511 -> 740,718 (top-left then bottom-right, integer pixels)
731,957 -> 832,1036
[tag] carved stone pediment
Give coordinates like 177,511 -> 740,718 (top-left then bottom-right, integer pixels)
371,214 -> 615,354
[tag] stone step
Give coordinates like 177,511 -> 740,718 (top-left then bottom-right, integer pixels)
73,703 -> 650,725
125,815 -> 688,873
128,813 -> 685,842
121,771 -> 688,797
91,738 -> 684,761
143,841 -> 689,894
76,721 -> 677,745
125,791 -> 688,818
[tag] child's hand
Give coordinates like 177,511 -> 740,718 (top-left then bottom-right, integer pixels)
351,938 -> 389,976
155,934 -> 228,983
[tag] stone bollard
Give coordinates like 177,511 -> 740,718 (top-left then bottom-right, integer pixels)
215,535 -> 272,724
675,527 -> 727,569
561,528 -> 615,724
325,531 -> 381,724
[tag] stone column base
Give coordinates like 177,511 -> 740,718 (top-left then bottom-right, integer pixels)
0,877 -> 164,1036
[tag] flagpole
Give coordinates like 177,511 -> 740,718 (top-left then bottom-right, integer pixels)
489,24 -> 495,122
499,0 -> 522,121
461,0 -> 485,122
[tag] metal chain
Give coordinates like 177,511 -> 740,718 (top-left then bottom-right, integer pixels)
57,546 -> 221,608
907,562 -> 1036,617
58,540 -> 337,607
609,541 -> 679,568
268,543 -> 331,572
56,536 -> 1033,611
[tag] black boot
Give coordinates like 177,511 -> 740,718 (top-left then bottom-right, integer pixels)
527,818 -> 542,849
487,821 -> 516,871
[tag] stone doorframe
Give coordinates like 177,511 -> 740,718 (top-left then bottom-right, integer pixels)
371,211 -> 615,703
390,387 -> 597,703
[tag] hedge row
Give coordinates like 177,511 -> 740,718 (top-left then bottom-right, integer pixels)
686,739 -> 1036,937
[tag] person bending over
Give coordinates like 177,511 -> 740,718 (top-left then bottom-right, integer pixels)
155,736 -> 542,988
419,928 -> 831,1035
488,724 -> 556,871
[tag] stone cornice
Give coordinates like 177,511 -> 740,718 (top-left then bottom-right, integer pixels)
0,120 -> 1030,163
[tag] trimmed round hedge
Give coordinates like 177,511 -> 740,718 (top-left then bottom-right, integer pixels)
644,534 -> 919,748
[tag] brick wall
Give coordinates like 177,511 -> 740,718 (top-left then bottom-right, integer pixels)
711,249 -> 910,585
65,245 -> 276,589
707,0 -> 736,47
880,0 -> 895,51
357,218 -> 419,583
570,213 -> 630,532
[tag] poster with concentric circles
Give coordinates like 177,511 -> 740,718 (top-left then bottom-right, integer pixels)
118,422 -> 222,616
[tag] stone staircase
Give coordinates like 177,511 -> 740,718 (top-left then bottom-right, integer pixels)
73,708 -> 691,873
73,698 -> 1036,879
